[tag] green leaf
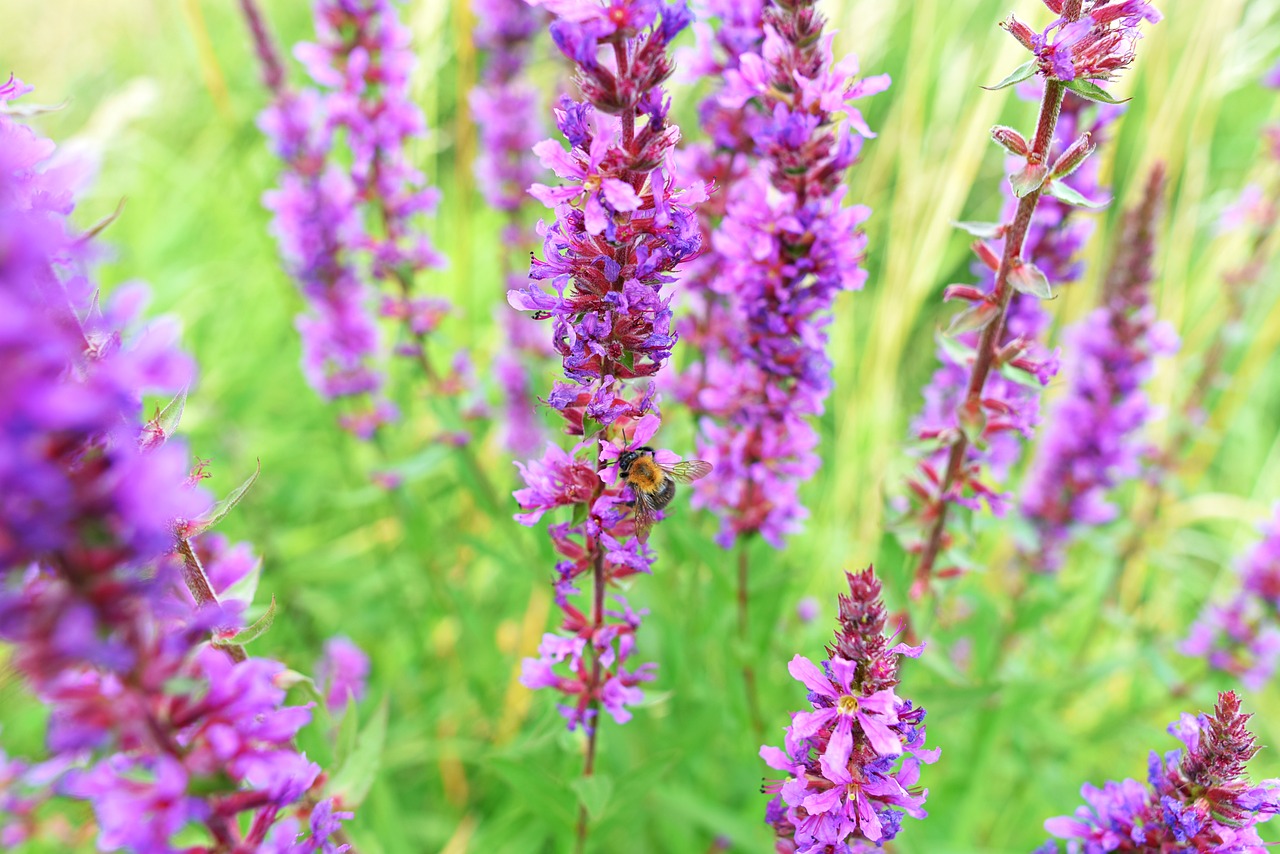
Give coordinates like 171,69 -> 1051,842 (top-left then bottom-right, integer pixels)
219,555 -> 263,607
952,221 -> 1003,239
334,695 -> 360,766
328,696 -> 387,809
151,388 -> 187,439
1000,360 -> 1046,390
1009,263 -> 1053,299
1045,180 -> 1111,209
982,59 -> 1037,91
187,460 -> 261,537
935,330 -> 977,366
224,595 -> 277,646
1009,163 -> 1049,198
1064,77 -> 1127,104
945,301 -> 1000,335
570,774 -> 614,820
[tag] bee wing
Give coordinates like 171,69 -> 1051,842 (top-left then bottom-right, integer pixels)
631,488 -> 662,541
661,459 -> 713,484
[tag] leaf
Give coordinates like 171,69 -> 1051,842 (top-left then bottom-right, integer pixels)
999,360 -> 1046,390
1008,263 -> 1053,299
328,696 -> 387,809
334,695 -> 360,766
219,555 -> 263,607
935,331 -> 977,366
570,773 -> 614,821
952,221 -> 1003,239
1064,77 -> 1127,104
188,460 -> 261,537
1009,163 -> 1049,198
153,388 -> 187,437
946,301 -> 1000,336
83,198 -> 128,241
982,59 -> 1037,91
224,596 -> 277,646
1045,180 -> 1110,209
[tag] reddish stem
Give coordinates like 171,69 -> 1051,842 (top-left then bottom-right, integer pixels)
913,70 -> 1074,597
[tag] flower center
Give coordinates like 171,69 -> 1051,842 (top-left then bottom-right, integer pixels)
837,694 -> 859,715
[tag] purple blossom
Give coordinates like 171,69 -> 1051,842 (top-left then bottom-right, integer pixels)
762,568 -> 937,852
1020,165 -> 1178,570
510,1 -> 703,738
316,636 -> 371,713
0,77 -> 350,850
259,0 -> 448,439
1004,0 -> 1162,82
1040,691 -> 1280,852
1183,505 -> 1280,689
673,0 -> 888,549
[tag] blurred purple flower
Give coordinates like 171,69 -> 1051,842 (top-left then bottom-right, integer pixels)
673,0 -> 888,549
316,636 -> 370,713
1021,165 -> 1177,570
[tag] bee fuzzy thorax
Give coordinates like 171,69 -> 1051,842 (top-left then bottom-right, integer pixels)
625,457 -> 664,491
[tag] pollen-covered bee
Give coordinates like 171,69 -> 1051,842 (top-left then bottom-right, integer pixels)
616,446 -> 712,539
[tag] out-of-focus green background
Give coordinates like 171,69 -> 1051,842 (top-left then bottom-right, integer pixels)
2,0 -> 1280,851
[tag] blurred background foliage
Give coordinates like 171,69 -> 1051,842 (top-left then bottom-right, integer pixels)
2,0 -> 1280,851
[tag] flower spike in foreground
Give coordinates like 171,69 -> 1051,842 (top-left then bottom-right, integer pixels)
1038,691 -> 1280,852
761,567 -> 938,851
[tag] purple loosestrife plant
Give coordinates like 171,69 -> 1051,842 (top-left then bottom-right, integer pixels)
1037,691 -> 1280,852
672,0 -> 889,550
256,0 -> 448,440
0,77 -> 353,852
761,568 -> 938,852
507,0 -> 705,844
1020,165 -> 1177,570
1183,505 -> 1280,690
902,0 -> 1160,596
470,0 -> 556,458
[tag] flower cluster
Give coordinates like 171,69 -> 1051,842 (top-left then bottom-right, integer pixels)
1004,0 -> 1162,83
0,77 -> 351,850
470,0 -> 555,458
1037,691 -> 1280,852
1182,505 -> 1280,689
761,568 -> 937,852
259,0 -> 446,439
672,0 -> 889,549
509,1 -> 704,733
1020,165 -> 1177,570
900,0 -> 1159,594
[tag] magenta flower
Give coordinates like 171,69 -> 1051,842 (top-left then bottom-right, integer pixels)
1004,0 -> 1161,82
1039,692 -> 1280,852
762,568 -> 937,851
674,0 -> 888,550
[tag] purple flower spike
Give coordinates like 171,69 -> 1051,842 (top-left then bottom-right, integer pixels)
1040,691 -> 1280,852
1021,165 -> 1177,570
673,0 -> 888,550
0,78 -> 351,850
1183,505 -> 1280,689
1004,0 -> 1161,82
762,568 -> 936,851
510,0 -> 703,766
258,0 -> 449,439
316,636 -> 371,714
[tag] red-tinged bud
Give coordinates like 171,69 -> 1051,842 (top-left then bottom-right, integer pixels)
1000,16 -> 1036,51
972,240 -> 1002,271
981,398 -> 1014,416
1050,132 -> 1095,180
907,479 -> 933,503
946,299 -> 1001,335
937,567 -> 966,579
991,125 -> 1030,156
1043,0 -> 1064,12
943,284 -> 988,303
994,337 -> 1030,365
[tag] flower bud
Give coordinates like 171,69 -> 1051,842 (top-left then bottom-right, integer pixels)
1050,132 -> 1095,180
991,125 -> 1030,156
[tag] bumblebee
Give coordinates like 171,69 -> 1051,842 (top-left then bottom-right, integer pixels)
617,446 -> 712,539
